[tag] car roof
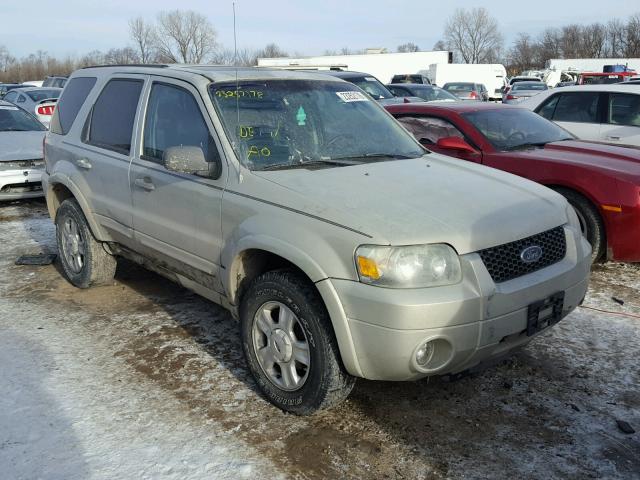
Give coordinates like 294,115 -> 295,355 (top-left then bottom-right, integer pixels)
77,64 -> 354,84
385,102 -> 519,114
387,83 -> 435,88
9,86 -> 63,93
540,84 -> 640,93
317,70 -> 374,79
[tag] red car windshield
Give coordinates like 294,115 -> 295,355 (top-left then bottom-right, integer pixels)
463,109 -> 574,151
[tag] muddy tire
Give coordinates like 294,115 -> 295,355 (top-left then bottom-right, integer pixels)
555,188 -> 605,262
55,198 -> 116,288
240,269 -> 355,415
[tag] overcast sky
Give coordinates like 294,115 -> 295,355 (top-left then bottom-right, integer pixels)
2,0 -> 638,59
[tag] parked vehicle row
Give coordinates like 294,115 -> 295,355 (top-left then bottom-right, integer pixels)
37,65 -> 592,415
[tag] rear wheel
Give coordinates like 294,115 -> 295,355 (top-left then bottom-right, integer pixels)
555,188 -> 605,262
55,199 -> 116,288
240,269 -> 355,415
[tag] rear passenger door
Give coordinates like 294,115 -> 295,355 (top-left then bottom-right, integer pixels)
79,76 -> 146,246
537,92 -> 602,141
598,92 -> 640,146
130,77 -> 227,292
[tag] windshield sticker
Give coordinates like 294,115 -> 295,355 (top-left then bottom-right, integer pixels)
296,106 -> 307,126
0,105 -> 19,110
215,89 -> 264,99
248,145 -> 271,159
239,126 -> 254,139
336,91 -> 368,103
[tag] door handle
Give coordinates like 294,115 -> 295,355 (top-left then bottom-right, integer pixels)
76,158 -> 92,170
134,177 -> 155,191
606,135 -> 621,140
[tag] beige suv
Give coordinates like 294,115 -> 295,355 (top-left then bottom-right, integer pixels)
42,65 -> 591,414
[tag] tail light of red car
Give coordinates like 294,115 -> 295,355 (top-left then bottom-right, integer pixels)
37,105 -> 55,116
469,91 -> 478,99
506,94 -> 518,100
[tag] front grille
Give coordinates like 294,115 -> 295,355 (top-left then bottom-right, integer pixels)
0,159 -> 44,170
478,226 -> 567,283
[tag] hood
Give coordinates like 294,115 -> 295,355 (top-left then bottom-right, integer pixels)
517,140 -> 640,182
0,131 -> 45,161
254,154 -> 568,254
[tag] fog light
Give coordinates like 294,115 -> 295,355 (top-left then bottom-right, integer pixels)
415,341 -> 435,366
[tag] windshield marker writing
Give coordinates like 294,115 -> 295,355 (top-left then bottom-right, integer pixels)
296,106 -> 307,126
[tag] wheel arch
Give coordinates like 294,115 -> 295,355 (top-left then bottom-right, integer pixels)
45,174 -> 108,241
224,239 -> 363,377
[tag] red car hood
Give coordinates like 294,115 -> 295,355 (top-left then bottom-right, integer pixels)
513,140 -> 640,182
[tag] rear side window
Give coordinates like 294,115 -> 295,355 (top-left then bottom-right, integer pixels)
608,93 -> 640,127
396,115 -> 464,145
50,77 -> 97,135
548,93 -> 599,123
86,78 -> 143,155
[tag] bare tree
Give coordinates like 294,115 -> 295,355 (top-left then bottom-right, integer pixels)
432,40 -> 448,51
211,47 -> 255,66
0,45 -> 16,73
129,17 -> 156,63
625,13 -> 640,57
506,33 -> 539,73
581,23 -> 607,58
154,10 -> 217,63
444,7 -> 503,63
104,47 -> 140,65
536,28 -> 562,66
397,42 -> 420,53
605,19 -> 626,57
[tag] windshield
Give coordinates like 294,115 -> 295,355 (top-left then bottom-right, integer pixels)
444,83 -> 475,93
413,87 -> 458,102
27,89 -> 61,102
0,105 -> 46,131
210,80 -> 424,170
463,108 -> 574,151
345,77 -> 394,99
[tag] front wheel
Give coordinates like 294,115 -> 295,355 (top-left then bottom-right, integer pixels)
240,269 -> 355,414
555,188 -> 606,262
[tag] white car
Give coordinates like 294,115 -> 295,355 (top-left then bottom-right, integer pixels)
520,84 -> 640,147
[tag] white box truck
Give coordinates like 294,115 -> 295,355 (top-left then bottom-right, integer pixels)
425,63 -> 508,100
257,51 -> 452,85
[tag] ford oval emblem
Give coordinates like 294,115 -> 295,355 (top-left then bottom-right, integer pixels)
520,245 -> 543,263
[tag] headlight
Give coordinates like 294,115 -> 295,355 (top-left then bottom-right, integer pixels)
355,244 -> 462,288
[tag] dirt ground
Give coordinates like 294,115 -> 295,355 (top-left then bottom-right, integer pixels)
1,200 -> 639,480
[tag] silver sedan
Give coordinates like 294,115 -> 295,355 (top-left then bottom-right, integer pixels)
2,87 -> 62,128
503,81 -> 548,104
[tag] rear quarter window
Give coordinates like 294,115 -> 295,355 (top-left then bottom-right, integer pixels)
50,77 -> 97,135
84,78 -> 143,155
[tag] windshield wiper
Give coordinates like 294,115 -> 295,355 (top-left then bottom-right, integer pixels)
329,153 -> 421,161
258,158 -> 362,171
505,142 -> 549,151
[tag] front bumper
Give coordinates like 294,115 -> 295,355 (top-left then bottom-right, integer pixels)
0,168 -> 44,201
327,226 -> 591,380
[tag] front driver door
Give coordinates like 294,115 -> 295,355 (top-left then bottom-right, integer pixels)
130,78 -> 228,293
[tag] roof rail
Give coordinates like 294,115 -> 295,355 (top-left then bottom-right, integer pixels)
80,64 -> 170,69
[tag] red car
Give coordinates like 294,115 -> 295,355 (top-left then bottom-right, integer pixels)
385,102 -> 640,262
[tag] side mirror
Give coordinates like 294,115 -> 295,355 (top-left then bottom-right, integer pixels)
436,136 -> 478,154
163,146 -> 210,176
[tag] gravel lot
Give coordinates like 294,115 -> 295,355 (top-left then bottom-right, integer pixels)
1,200 -> 639,480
